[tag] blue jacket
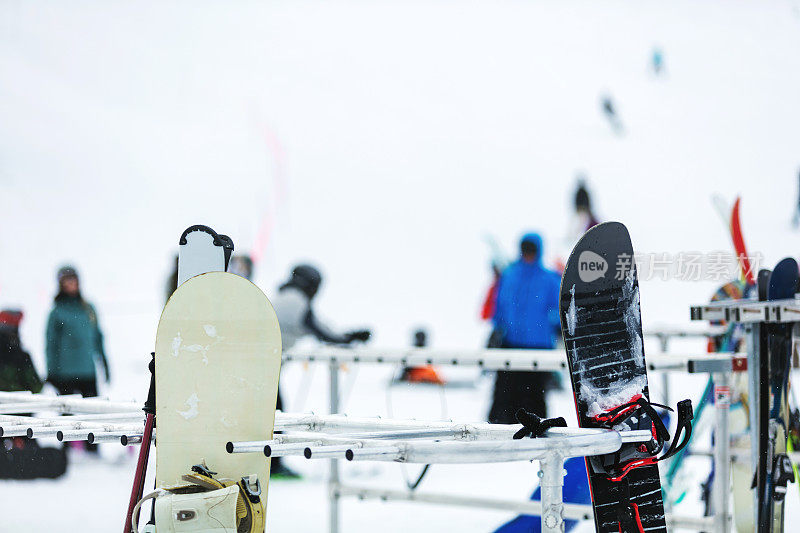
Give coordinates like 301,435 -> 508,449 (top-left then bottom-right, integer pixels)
492,234 -> 561,349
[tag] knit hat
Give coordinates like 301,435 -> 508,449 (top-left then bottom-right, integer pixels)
57,265 -> 78,282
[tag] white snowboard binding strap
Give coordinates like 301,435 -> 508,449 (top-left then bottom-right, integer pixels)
131,464 -> 264,533
177,225 -> 234,286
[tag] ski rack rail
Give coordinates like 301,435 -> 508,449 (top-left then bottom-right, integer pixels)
278,344 -> 734,533
1,334 -> 734,533
283,345 -> 734,374
0,393 -> 683,533
690,296 -> 800,323
691,295 -> 800,532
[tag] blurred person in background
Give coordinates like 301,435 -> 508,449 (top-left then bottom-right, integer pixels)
600,93 -> 623,134
573,178 -> 599,233
0,309 -> 67,479
269,263 -> 371,478
651,46 -> 664,76
488,233 -> 561,423
45,266 -> 109,453
556,178 -> 601,273
396,328 -> 445,385
0,310 -> 42,393
228,254 -> 253,280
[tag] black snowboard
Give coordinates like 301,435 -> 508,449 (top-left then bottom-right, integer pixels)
559,222 -> 667,533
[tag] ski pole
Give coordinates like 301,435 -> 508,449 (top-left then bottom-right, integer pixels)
124,353 -> 156,533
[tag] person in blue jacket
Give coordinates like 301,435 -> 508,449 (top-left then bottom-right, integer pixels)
488,232 -> 561,423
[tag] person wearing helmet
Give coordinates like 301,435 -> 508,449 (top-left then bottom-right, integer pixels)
269,264 -> 371,478
45,266 -> 110,453
488,233 -> 561,424
273,264 -> 371,350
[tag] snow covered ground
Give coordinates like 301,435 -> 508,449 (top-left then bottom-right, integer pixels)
1,0 -> 800,530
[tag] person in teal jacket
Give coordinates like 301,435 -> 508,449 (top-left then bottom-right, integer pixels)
45,266 -> 110,410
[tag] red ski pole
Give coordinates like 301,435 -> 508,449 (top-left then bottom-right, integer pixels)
124,354 -> 156,533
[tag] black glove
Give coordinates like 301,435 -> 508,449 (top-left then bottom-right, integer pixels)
346,329 -> 371,343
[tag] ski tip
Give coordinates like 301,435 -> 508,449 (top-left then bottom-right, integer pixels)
731,195 -> 742,223
767,257 -> 799,300
757,269 -> 771,301
773,257 -> 799,276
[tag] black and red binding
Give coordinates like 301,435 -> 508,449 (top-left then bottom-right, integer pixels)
588,395 -> 693,531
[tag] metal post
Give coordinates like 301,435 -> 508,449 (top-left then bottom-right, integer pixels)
658,335 -> 671,408
746,323 -> 760,528
712,369 -> 732,533
329,359 -> 340,533
538,452 -> 566,533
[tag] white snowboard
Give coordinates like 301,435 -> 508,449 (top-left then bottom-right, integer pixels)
154,271 -> 281,504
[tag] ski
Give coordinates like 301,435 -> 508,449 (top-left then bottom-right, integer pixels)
756,258 -> 798,532
559,221 -> 692,533
730,197 -> 756,285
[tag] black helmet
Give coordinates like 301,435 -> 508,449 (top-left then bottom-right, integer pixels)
289,264 -> 322,298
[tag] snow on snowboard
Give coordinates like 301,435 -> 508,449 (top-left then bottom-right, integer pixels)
560,221 -> 692,533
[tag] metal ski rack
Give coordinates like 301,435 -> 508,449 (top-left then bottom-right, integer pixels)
691,297 -> 800,323
691,294 -> 800,533
2,341 -> 734,533
281,345 -> 734,533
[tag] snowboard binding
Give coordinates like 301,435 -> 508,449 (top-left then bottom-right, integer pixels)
586,396 -> 693,532
131,462 -> 266,533
771,454 -> 795,501
588,396 -> 694,481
